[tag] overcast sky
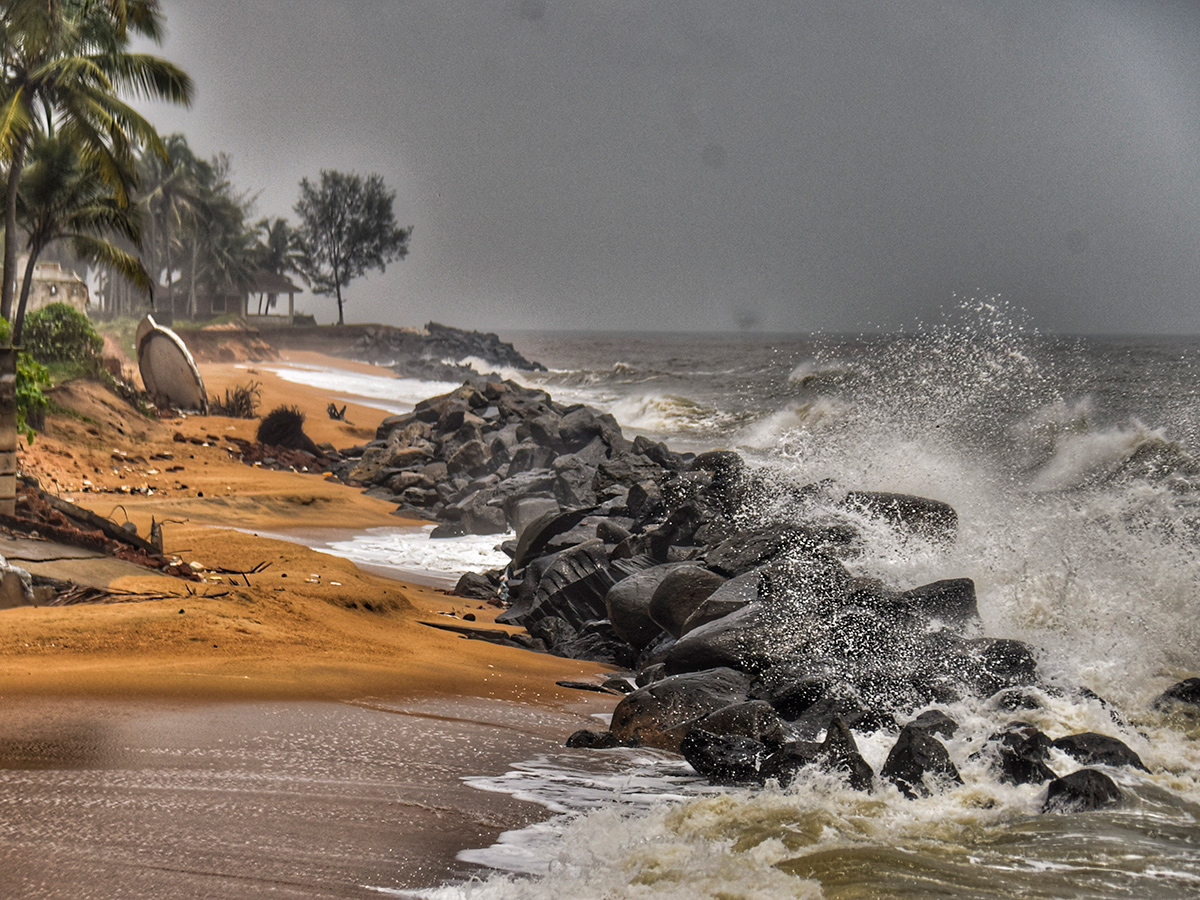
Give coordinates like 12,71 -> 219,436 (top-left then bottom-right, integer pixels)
137,1 -> 1200,334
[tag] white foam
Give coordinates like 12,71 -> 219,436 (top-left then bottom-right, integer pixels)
320,526 -> 513,584
239,362 -> 460,414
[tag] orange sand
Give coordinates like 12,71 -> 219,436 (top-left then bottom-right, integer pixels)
3,349 -> 614,712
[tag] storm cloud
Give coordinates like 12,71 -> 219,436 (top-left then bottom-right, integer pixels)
139,1 -> 1200,334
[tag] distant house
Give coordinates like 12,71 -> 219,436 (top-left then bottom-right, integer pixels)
243,271 -> 304,327
18,258 -> 89,314
157,271 -> 304,326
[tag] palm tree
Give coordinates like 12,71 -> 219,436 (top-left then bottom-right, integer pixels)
252,216 -> 299,313
0,0 -> 192,333
14,129 -> 149,343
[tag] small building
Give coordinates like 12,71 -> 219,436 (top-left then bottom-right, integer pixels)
243,271 -> 304,328
18,258 -> 89,314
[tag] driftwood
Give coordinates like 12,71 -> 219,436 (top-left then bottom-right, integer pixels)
41,493 -> 162,557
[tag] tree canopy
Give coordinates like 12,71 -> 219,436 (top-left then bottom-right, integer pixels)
0,0 -> 192,341
293,170 -> 410,325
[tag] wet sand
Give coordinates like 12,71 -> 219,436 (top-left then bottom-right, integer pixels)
0,696 -> 604,899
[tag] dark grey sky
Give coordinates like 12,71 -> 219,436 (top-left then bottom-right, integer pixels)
139,1 -> 1200,334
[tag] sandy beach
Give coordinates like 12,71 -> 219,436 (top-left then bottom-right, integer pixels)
1,344 -> 618,897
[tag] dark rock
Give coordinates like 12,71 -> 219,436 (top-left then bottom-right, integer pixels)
678,569 -> 761,635
789,689 -> 898,739
506,495 -> 561,536
647,565 -> 728,638
452,571 -> 497,601
507,444 -> 557,476
1042,769 -> 1123,813
1152,677 -> 1200,712
500,540 -> 619,631
593,454 -> 666,494
969,638 -> 1040,696
429,521 -> 467,538
1050,733 -> 1149,772
699,700 -> 789,745
601,676 -> 635,694
748,658 -> 838,720
605,563 -> 687,650
446,439 -> 490,477
528,615 -> 576,649
706,525 -> 818,578
841,491 -> 958,541
680,729 -> 770,784
511,507 -> 597,569
981,724 -> 1057,786
663,604 -> 787,675
758,551 -> 853,617
908,709 -> 959,739
820,717 -> 876,791
895,578 -> 979,627
566,729 -> 621,749
881,723 -> 963,798
596,518 -> 632,545
609,667 -> 752,752
758,739 -> 822,786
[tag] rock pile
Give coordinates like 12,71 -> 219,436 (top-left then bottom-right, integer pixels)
339,378 -> 1163,812
348,321 -> 545,382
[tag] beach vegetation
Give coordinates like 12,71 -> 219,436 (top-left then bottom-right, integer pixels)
0,0 -> 193,342
23,300 -> 103,365
209,380 -> 260,419
293,170 -> 410,326
0,315 -> 48,441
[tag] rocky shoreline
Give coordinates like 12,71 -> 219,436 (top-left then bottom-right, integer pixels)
269,371 -> 1198,814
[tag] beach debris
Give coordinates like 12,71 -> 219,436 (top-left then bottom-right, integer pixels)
256,405 -> 323,458
0,553 -> 35,608
135,315 -> 209,414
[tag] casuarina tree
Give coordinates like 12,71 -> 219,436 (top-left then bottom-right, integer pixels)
293,170 -> 410,325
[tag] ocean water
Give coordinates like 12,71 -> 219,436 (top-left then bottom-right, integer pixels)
357,300 -> 1200,899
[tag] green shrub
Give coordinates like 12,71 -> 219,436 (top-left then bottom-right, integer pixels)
0,317 -> 50,443
24,303 -> 104,365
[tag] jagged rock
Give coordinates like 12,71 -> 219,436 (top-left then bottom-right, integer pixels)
446,439 -> 490,477
647,565 -> 728,638
609,667 -> 752,752
907,709 -> 959,739
1050,732 -> 1148,772
881,723 -> 963,798
498,540 -> 618,631
1043,769 -> 1123,813
982,724 -> 1057,786
511,507 -> 597,569
593,454 -> 667,494
506,495 -> 561,536
680,729 -> 769,784
761,717 -> 873,790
